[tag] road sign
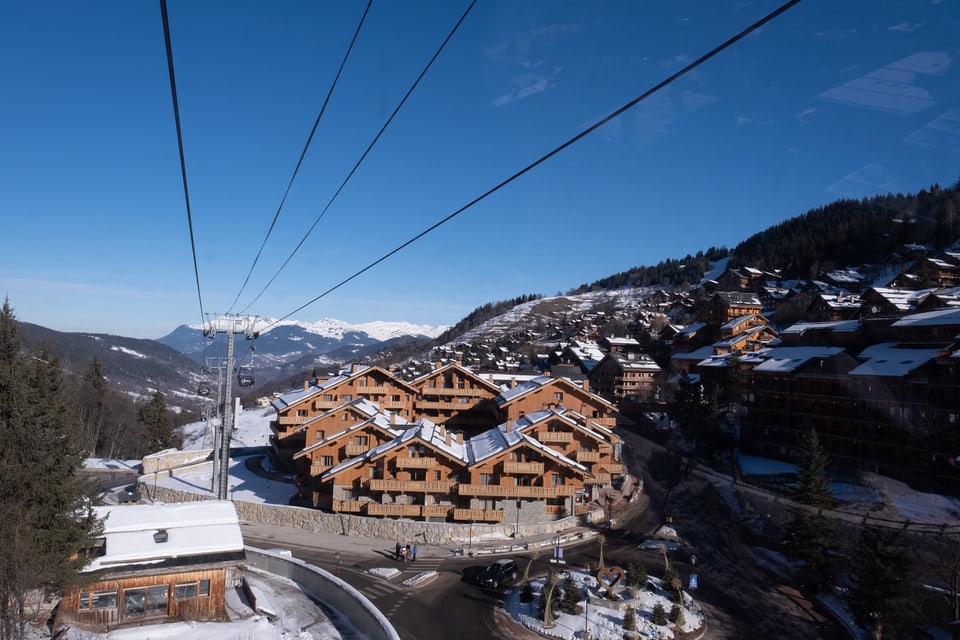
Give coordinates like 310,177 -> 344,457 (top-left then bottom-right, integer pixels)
689,573 -> 698,590
549,545 -> 566,565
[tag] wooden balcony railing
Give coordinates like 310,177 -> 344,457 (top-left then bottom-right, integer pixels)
538,431 -> 573,443
344,444 -> 367,456
598,444 -> 613,454
332,500 -> 364,513
590,473 -> 612,484
412,400 -> 474,412
452,508 -> 504,522
417,386 -> 487,397
394,456 -> 437,469
458,484 -> 575,498
602,463 -> 624,474
502,461 -> 544,474
575,451 -> 602,462
544,505 -> 566,515
575,505 -> 593,515
421,505 -> 452,518
310,463 -> 332,475
368,479 -> 452,493
278,415 -> 309,425
366,503 -> 422,517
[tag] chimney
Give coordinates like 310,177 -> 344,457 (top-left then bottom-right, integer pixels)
445,430 -> 452,447
304,380 -> 309,391
390,413 -> 396,425
435,361 -> 442,370
506,420 -> 513,432
351,363 -> 359,374
456,432 -> 463,444
510,377 -> 517,388
582,379 -> 589,392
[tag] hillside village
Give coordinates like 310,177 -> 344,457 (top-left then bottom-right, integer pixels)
312,240 -> 960,502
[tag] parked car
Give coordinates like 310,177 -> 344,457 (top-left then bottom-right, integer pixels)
476,559 -> 519,588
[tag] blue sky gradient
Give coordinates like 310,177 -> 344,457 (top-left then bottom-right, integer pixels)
2,1 -> 959,338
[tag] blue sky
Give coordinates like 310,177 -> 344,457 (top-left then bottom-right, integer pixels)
2,1 -> 959,339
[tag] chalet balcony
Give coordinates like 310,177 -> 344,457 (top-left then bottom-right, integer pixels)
544,505 -> 566,516
502,461 -> 544,474
538,432 -> 573,443
458,484 -> 575,498
421,505 -> 452,518
344,444 -> 367,456
278,415 -> 309,425
575,505 -> 594,515
452,508 -> 505,522
310,463 -> 332,475
366,503 -> 422,517
602,463 -> 624,475
589,473 -> 612,484
395,456 -> 437,469
414,400 -> 474,412
368,479 -> 452,492
598,444 -> 613,454
332,500 -> 364,513
419,386 -> 487,397
355,385 -> 399,395
575,451 -> 602,462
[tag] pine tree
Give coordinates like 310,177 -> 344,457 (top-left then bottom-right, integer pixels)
0,300 -> 102,640
560,576 -> 582,615
793,428 -> 833,509
651,602 -> 667,626
623,606 -> 637,633
848,528 -> 919,639
137,390 -> 181,455
781,509 -> 836,590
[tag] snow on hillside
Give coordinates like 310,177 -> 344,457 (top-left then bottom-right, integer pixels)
180,406 -> 274,450
188,317 -> 449,341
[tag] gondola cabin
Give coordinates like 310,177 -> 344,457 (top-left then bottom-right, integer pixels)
237,366 -> 255,387
197,381 -> 212,396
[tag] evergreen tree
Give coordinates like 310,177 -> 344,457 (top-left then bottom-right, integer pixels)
793,428 -> 833,509
137,390 -> 180,455
651,602 -> 667,626
560,576 -> 582,615
623,606 -> 637,633
781,509 -> 836,590
626,559 -> 648,590
848,528 -> 919,640
0,299 -> 102,640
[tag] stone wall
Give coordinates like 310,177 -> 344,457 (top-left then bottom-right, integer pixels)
144,484 -> 601,546
142,448 -> 212,475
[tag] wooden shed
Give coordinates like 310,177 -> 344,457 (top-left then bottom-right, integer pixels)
59,501 -> 245,631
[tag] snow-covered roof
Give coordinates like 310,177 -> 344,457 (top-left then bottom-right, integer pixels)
86,501 -> 243,572
751,346 -> 845,373
891,307 -> 960,328
850,343 -> 941,377
780,320 -> 860,335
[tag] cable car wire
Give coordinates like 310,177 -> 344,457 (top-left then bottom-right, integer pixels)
227,0 -> 374,314
262,0 -> 803,331
160,0 -> 205,327
237,0 -> 477,315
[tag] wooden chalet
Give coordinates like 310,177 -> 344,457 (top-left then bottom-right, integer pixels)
804,292 -> 863,322
409,361 -> 502,431
588,352 -> 661,401
492,375 -> 618,429
508,408 -> 625,486
59,501 -> 244,631
269,365 -> 419,469
292,408 -> 409,508
319,418 -> 595,523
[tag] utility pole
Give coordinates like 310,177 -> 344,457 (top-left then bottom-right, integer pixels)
203,356 -> 227,487
204,314 -> 259,500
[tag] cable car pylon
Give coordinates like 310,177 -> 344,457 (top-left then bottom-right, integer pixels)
202,314 -> 259,500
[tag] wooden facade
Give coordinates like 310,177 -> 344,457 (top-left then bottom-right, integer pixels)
409,362 -> 502,430
58,502 -> 244,632
494,376 -> 618,429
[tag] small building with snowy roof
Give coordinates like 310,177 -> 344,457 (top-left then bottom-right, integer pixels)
59,501 -> 244,631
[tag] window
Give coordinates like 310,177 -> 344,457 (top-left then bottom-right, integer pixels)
434,470 -> 441,481
296,409 -> 308,417
390,394 -> 400,402
322,394 -> 333,402
122,585 -> 168,619
552,473 -> 562,486
554,391 -> 563,401
355,435 -> 368,446
174,580 -> 210,599
79,590 -> 118,610
358,378 -> 367,387
321,456 -> 334,467
480,473 -> 494,486
341,413 -> 349,420
314,430 -> 324,441
341,394 -> 352,402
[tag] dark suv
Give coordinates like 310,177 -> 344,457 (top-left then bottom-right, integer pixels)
476,559 -> 519,588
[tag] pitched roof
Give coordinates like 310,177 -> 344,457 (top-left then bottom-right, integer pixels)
850,343 -> 942,377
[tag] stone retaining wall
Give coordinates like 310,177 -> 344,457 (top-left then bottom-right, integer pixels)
143,483 -> 600,546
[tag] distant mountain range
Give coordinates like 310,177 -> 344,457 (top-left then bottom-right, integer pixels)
157,318 -> 448,381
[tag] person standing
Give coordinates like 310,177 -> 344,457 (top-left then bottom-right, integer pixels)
411,544 -> 418,562
395,541 -> 402,561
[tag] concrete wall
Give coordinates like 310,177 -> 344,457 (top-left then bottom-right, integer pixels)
244,547 -> 400,640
